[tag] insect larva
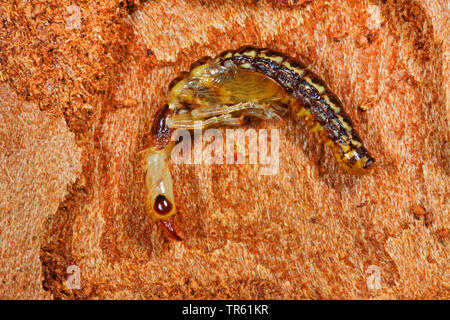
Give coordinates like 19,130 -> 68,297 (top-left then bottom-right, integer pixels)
278,0 -> 312,6
143,46 -> 375,240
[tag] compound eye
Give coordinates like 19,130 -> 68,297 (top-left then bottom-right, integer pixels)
154,194 -> 173,216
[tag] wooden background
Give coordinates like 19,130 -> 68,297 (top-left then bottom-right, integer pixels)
0,0 -> 448,299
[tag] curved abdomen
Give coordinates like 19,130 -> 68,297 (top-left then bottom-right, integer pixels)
213,46 -> 374,174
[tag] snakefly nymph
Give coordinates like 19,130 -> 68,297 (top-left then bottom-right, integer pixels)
142,46 -> 375,240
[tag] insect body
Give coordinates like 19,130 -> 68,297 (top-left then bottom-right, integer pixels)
278,0 -> 312,6
142,46 -> 375,240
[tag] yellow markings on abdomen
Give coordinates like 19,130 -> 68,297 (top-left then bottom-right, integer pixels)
304,76 -> 326,94
282,61 -> 306,77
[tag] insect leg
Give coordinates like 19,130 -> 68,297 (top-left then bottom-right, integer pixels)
190,101 -> 261,118
166,112 -> 246,130
239,102 -> 288,120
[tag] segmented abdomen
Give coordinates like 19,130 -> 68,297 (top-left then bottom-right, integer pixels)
215,46 -> 375,174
